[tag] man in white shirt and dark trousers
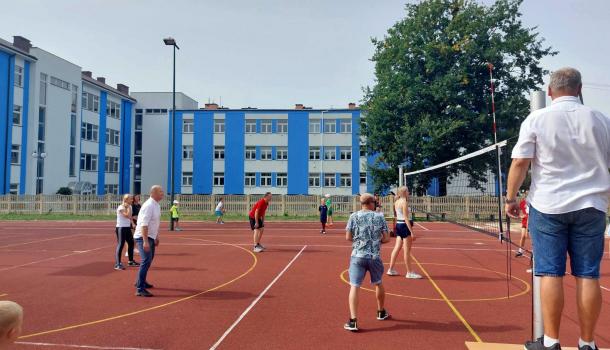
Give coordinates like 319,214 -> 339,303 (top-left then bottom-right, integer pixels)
134,185 -> 164,297
506,68 -> 610,350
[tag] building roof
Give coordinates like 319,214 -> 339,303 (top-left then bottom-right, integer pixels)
175,108 -> 361,113
0,38 -> 37,61
82,74 -> 136,102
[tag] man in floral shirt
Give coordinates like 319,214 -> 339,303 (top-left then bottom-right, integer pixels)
344,193 -> 390,332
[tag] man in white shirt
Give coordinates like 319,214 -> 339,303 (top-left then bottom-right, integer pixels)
506,67 -> 610,350
134,185 -> 164,297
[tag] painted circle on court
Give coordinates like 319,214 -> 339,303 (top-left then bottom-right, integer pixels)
340,262 -> 530,302
20,238 -> 257,339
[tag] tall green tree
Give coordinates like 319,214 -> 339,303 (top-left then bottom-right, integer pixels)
362,0 -> 555,192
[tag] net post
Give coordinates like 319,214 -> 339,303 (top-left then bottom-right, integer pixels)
398,166 -> 404,187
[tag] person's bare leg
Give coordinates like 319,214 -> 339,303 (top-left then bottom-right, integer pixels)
375,283 -> 385,311
404,237 -> 414,273
575,277 -> 602,342
253,229 -> 262,245
519,229 -> 527,249
541,276 -> 564,339
388,238 -> 402,271
349,285 -> 359,319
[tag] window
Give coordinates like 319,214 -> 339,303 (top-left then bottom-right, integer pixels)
339,147 -> 352,160
340,173 -> 351,187
260,120 -> 272,133
260,172 -> 272,186
245,172 -> 256,187
182,172 -> 193,186
81,122 -> 99,142
80,153 -> 98,171
13,105 -> 21,125
260,147 -> 272,160
324,173 -> 336,187
309,119 -> 320,133
69,114 -> 76,177
309,146 -> 320,160
39,73 -> 47,106
50,76 -> 70,90
214,119 -> 225,133
277,120 -> 288,133
10,145 -> 19,164
245,119 -> 256,133
360,145 -> 366,157
14,66 -> 23,87
135,114 -> 143,131
145,109 -> 168,115
308,173 -> 320,187
324,147 -> 336,160
360,172 -> 367,185
105,156 -> 119,173
323,119 -> 336,133
213,172 -> 224,186
9,183 -> 18,195
183,145 -> 194,160
276,173 -> 288,187
340,119 -> 352,133
106,101 -> 121,119
106,128 -> 120,146
82,92 -> 100,113
183,119 -> 194,133
214,146 -> 225,160
104,184 -> 119,195
91,184 -> 97,194
245,146 -> 256,160
71,85 -> 78,113
276,147 -> 288,160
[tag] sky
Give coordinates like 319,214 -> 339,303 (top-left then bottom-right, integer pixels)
1,0 -> 609,112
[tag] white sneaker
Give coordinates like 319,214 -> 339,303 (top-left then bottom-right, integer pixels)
526,268 -> 532,273
253,245 -> 264,253
386,269 -> 399,276
406,272 -> 423,279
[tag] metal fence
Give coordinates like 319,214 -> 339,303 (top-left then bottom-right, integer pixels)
0,194 -> 506,218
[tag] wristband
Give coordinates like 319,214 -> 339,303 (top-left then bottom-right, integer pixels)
505,198 -> 517,204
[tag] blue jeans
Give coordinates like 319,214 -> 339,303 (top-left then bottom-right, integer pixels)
348,256 -> 384,287
529,206 -> 606,279
135,237 -> 156,290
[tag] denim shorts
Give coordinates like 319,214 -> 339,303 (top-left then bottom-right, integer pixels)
348,256 -> 384,287
529,206 -> 606,279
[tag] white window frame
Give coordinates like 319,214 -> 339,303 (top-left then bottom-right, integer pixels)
105,156 -> 119,173
324,148 -> 336,161
14,66 -> 23,87
276,173 -> 288,187
309,119 -> 320,133
183,145 -> 194,160
80,153 -> 98,171
308,174 -> 320,187
309,146 -> 320,160
339,147 -> 352,160
245,172 -> 256,187
276,147 -> 288,160
245,119 -> 257,133
182,172 -> 193,186
340,119 -> 352,133
260,120 -> 272,133
13,105 -> 21,125
10,145 -> 19,165
340,173 -> 351,187
277,120 -> 288,133
245,146 -> 256,160
360,172 -> 367,185
214,146 -> 225,160
214,119 -> 225,133
324,174 -> 336,187
260,172 -> 272,187
260,147 -> 272,160
213,172 -> 224,186
323,119 -> 336,133
183,119 -> 194,133
9,183 -> 18,195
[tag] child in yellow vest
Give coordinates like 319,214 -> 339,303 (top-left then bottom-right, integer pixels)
170,200 -> 182,231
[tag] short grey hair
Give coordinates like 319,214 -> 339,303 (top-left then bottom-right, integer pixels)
360,193 -> 375,205
549,67 -> 582,92
150,185 -> 163,194
0,301 -> 22,334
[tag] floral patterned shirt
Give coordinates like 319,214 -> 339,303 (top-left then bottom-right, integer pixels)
346,210 -> 388,259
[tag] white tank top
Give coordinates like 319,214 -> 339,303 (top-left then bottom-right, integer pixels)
395,201 -> 406,221
116,204 -> 132,227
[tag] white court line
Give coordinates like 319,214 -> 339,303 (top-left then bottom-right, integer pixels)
0,235 -> 80,249
209,245 -> 307,350
15,341 -> 161,350
601,286 -> 609,292
414,222 -> 430,231
0,245 -> 113,272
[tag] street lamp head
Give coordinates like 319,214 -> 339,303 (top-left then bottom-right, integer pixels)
163,37 -> 177,46
40,152 -> 47,159
31,151 -> 38,158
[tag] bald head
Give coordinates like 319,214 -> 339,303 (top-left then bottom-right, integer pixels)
360,193 -> 375,210
149,185 -> 164,202
0,301 -> 23,344
548,67 -> 582,99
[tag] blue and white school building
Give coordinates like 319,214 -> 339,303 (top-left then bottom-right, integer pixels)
0,35 -> 374,196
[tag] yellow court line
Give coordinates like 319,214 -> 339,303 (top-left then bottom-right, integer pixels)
20,239 -> 257,339
412,255 -> 483,343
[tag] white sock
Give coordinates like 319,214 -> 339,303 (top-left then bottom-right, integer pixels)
518,248 -> 523,253
579,338 -> 596,349
543,335 -> 559,347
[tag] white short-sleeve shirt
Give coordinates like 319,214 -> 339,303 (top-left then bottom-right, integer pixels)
511,96 -> 610,214
134,198 -> 162,239
116,204 -> 132,228
215,202 -> 223,211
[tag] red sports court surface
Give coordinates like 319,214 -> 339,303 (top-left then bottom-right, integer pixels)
1,221 -> 608,350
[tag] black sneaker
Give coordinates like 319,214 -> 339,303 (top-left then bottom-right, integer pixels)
515,251 -> 524,258
579,345 -> 598,350
114,264 -> 125,271
135,289 -> 153,297
377,309 -> 390,320
134,282 -> 154,289
128,261 -> 140,267
524,338 -> 561,350
343,318 -> 358,332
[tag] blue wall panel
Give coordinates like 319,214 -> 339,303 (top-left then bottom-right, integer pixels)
224,111 -> 245,194
0,53 -> 14,194
287,111 -> 309,194
119,100 -> 133,194
193,111 -> 213,194
97,92 -> 107,195
19,61 -> 30,194
351,111 -> 360,194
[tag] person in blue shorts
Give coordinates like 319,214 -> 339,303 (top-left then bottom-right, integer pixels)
344,193 -> 390,332
386,186 -> 421,279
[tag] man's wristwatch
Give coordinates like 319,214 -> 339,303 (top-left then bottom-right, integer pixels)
505,198 -> 517,204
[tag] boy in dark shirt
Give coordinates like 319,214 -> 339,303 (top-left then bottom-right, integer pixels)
319,199 -> 328,234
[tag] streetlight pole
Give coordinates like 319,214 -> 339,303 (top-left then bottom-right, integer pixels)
164,37 -> 179,231
31,151 -> 47,194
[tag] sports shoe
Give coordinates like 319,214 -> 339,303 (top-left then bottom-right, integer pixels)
579,345 -> 598,350
253,245 -> 264,253
128,261 -> 140,267
259,244 -> 266,250
135,289 -> 153,297
343,318 -> 358,332
114,264 -> 125,271
322,231 -> 326,234
515,251 -> 524,258
524,337 -> 561,350
377,309 -> 390,320
526,268 -> 533,273
134,282 -> 154,289
406,272 -> 423,279
175,228 -> 182,231
386,269 -> 399,276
